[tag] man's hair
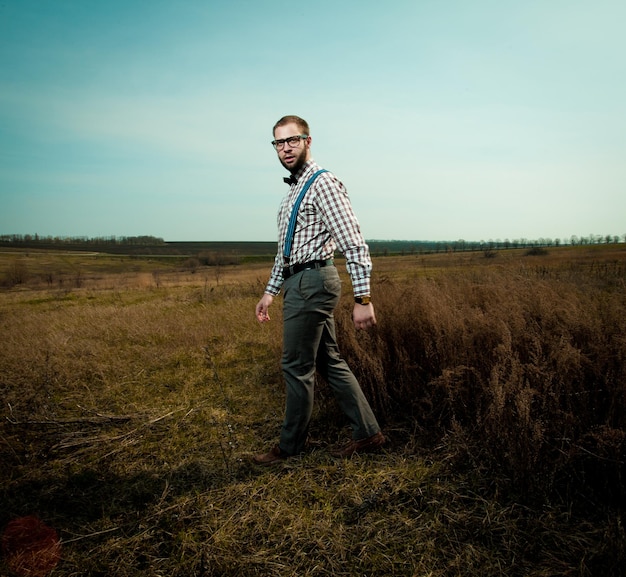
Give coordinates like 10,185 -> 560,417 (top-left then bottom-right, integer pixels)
273,115 -> 310,136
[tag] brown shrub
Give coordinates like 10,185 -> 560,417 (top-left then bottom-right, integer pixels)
335,267 -> 626,506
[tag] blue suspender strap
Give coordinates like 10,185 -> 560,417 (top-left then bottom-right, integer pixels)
283,169 -> 328,262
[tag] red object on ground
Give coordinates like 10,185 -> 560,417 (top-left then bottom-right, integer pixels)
1,516 -> 61,577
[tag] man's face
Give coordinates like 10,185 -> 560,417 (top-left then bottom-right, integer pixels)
274,123 -> 311,173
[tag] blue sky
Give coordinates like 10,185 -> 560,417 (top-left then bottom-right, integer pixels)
1,0 -> 624,242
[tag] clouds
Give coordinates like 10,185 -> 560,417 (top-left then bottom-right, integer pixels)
1,0 -> 624,241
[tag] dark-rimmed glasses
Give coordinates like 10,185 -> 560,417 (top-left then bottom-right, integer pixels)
271,135 -> 308,150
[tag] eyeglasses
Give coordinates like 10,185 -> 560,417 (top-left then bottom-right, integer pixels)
271,135 -> 308,150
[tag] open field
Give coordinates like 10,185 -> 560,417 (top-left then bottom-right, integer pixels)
1,245 -> 625,576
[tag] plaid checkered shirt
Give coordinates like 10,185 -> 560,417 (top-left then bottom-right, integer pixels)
264,160 -> 372,297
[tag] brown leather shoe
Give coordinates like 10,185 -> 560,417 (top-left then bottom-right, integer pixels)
253,445 -> 290,466
330,431 -> 386,458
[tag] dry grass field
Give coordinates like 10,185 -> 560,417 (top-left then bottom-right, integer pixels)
1,245 -> 625,576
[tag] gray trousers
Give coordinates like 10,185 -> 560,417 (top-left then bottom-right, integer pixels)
279,265 -> 380,455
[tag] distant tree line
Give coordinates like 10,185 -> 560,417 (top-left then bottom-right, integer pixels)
1,233 -> 623,258
367,233 -> 625,256
0,235 -> 173,256
0,234 -> 165,246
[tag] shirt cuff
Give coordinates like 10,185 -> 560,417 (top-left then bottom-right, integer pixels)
352,277 -> 371,297
265,277 -> 283,296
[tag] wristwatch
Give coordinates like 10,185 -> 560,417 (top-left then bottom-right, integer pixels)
354,296 -> 371,305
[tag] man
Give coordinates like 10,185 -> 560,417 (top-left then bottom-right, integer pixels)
253,115 -> 385,465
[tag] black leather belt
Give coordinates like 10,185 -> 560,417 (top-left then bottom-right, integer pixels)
282,259 -> 333,279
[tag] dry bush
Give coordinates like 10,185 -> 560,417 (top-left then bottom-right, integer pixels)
1,257 -> 29,287
335,265 -> 626,508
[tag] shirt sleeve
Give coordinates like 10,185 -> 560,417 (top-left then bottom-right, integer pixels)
315,173 -> 372,296
265,252 -> 284,296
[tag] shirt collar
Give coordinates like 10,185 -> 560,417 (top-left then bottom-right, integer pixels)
292,159 -> 318,184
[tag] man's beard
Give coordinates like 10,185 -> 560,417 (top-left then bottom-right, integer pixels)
280,145 -> 308,174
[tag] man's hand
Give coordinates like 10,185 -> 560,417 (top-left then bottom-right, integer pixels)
353,303 -> 377,330
255,293 -> 274,323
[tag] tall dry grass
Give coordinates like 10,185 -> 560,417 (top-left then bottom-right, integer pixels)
1,247 -> 625,575
335,260 -> 626,508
